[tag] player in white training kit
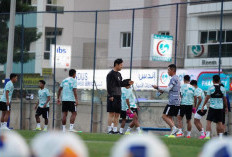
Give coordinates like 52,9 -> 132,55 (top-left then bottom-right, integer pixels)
57,69 -> 79,132
190,80 -> 208,139
35,80 -> 51,131
153,64 -> 181,137
0,74 -> 17,130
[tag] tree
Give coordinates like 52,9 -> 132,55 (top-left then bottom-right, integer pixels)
0,0 -> 42,64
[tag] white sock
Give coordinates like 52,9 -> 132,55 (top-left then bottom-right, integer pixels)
62,125 -> 66,131
44,125 -> 48,129
206,131 -> 210,137
36,123 -> 41,128
113,127 -> 117,132
136,127 -> 141,132
187,131 -> 191,136
202,128 -> 205,132
70,124 -> 74,130
120,128 -> 124,133
172,126 -> 177,130
111,123 -> 114,128
126,127 -> 131,132
219,133 -> 223,138
0,122 -> 3,127
108,126 -> 112,132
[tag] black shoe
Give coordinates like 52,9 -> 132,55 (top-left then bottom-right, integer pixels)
119,132 -> 124,135
113,131 -> 119,134
224,132 -> 228,136
107,131 -> 114,134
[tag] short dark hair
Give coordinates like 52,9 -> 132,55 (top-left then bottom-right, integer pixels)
69,69 -> 76,77
168,64 -> 176,72
10,73 -> 17,80
184,75 -> 190,82
190,80 -> 197,86
213,75 -> 220,83
114,58 -> 123,67
39,80 -> 46,85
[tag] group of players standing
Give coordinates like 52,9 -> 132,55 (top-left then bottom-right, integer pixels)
106,58 -> 230,139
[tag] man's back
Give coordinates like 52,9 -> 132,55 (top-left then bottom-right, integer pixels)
60,77 -> 77,102
207,85 -> 226,109
180,84 -> 195,105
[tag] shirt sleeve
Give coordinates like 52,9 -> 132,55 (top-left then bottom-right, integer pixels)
73,80 -> 77,89
60,81 -> 63,87
222,87 -> 227,96
125,89 -> 130,99
195,89 -> 200,97
46,89 -> 50,96
5,83 -> 11,91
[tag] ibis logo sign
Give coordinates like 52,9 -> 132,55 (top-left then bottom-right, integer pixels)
50,45 -> 71,69
150,34 -> 173,62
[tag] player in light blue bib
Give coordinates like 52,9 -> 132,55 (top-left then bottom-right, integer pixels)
34,80 -> 51,131
0,74 -> 17,130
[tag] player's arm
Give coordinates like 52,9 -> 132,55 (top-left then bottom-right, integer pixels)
126,99 -> 131,113
73,88 -> 78,106
152,84 -> 174,93
57,87 -> 63,104
196,96 -> 202,110
201,95 -> 209,112
223,96 -> 228,113
107,74 -> 114,101
5,90 -> 10,105
44,96 -> 51,108
193,96 -> 197,108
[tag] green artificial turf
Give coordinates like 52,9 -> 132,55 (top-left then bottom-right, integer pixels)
16,130 -> 207,157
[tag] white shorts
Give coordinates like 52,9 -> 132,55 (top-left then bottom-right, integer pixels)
194,110 -> 207,120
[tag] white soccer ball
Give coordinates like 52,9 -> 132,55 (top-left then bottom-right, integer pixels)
111,133 -> 170,157
200,137 -> 232,157
31,131 -> 88,157
0,131 -> 30,157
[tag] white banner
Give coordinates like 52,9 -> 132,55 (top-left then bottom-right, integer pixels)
75,69 -> 158,90
150,34 -> 173,62
50,45 -> 71,69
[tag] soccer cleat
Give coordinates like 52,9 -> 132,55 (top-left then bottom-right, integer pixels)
199,135 -> 206,139
170,128 -> 178,135
1,126 -> 11,131
176,133 -> 184,137
168,135 -> 176,138
35,127 -> 41,131
186,136 -> 191,138
125,131 -> 131,135
68,129 -> 78,133
204,136 -> 210,140
43,128 -> 48,132
107,130 -> 114,134
113,131 -> 120,134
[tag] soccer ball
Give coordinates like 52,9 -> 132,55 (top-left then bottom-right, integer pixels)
0,131 -> 30,157
31,131 -> 88,157
200,137 -> 232,157
111,133 -> 170,157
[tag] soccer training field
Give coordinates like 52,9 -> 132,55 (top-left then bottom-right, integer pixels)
17,130 -> 207,157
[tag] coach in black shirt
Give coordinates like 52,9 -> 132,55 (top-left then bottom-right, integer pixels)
106,58 -> 133,134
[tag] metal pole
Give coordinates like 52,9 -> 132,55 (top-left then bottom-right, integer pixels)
218,0 -> 224,75
52,12 -> 58,129
130,9 -> 135,79
6,0 -> 16,78
20,14 -> 24,130
90,11 -> 98,132
174,4 -> 179,65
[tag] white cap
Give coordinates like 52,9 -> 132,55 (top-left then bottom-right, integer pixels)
31,131 -> 88,157
0,131 -> 30,157
111,134 -> 170,157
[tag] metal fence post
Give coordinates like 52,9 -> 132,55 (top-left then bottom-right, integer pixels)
219,0 -> 224,75
52,12 -> 58,129
90,11 -> 98,133
130,9 -> 135,79
20,13 -> 24,130
174,4 -> 179,65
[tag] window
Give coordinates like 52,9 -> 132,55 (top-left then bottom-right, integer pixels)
45,37 -> 55,51
159,32 -> 170,36
44,52 -> 50,60
121,32 -> 131,48
47,0 -> 57,4
208,31 -> 217,43
200,31 -> 208,44
226,30 -> 232,42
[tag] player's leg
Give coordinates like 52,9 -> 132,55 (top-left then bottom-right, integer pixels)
69,102 -> 77,132
112,96 -> 121,134
177,112 -> 184,137
186,106 -> 193,138
133,113 -> 141,133
205,120 -> 212,139
119,111 -> 126,134
1,111 -> 5,128
35,107 -> 42,130
113,112 -> 120,133
216,122 -> 224,138
61,101 -> 69,132
42,108 -> 49,131
3,110 -> 10,130
107,97 -> 115,134
162,105 -> 178,136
